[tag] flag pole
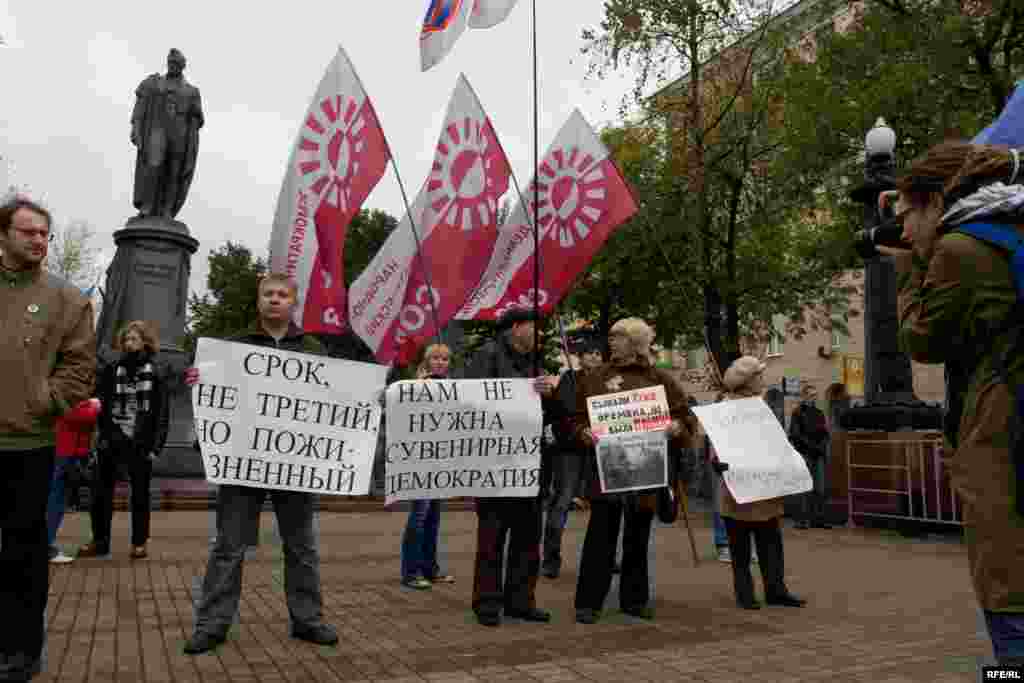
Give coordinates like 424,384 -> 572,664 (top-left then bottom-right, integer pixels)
387,155 -> 445,351
531,0 -> 541,376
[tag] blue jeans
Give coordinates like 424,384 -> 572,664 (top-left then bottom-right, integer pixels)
47,458 -> 70,548
710,466 -> 728,548
401,499 -> 441,580
985,610 -> 1024,666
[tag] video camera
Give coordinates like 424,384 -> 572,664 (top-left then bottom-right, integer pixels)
852,190 -> 912,259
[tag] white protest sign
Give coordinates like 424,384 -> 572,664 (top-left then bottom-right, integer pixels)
692,396 -> 812,504
586,385 -> 670,438
384,378 -> 543,504
192,338 -> 388,496
596,430 -> 668,493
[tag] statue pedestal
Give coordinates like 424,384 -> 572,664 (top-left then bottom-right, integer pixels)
96,216 -> 202,477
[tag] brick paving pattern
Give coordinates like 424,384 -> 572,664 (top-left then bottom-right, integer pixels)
39,505 -> 990,682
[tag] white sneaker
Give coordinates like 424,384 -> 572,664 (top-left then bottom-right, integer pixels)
717,547 -> 731,563
49,551 -> 74,565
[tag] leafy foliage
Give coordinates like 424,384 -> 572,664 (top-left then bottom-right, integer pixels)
45,220 -> 103,291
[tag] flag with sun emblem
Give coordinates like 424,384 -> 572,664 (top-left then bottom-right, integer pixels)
421,0 -> 521,71
457,109 -> 638,321
269,47 -> 390,335
349,74 -> 511,364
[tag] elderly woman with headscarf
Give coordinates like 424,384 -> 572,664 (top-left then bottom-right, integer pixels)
573,317 -> 697,624
713,356 -> 805,610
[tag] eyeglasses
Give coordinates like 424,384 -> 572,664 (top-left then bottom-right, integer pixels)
14,227 -> 53,243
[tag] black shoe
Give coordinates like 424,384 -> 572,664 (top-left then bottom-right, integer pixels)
737,599 -> 761,610
183,631 -> 226,655
505,607 -> 551,622
765,593 -> 806,608
541,565 -> 560,579
291,623 -> 339,645
794,521 -> 810,530
622,605 -> 654,620
476,611 -> 501,627
813,521 -> 833,529
575,608 -> 600,624
0,653 -> 40,681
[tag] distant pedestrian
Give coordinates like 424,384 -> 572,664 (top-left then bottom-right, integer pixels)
400,343 -> 456,590
79,321 -> 169,561
789,384 -> 832,529
49,398 -> 101,564
0,197 -> 96,680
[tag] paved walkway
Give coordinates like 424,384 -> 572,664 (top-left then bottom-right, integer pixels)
41,504 -> 990,682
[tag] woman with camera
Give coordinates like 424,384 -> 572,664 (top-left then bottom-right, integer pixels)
876,141 -> 1024,666
79,321 -> 169,560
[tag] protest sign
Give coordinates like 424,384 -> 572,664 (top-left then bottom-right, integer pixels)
692,396 -> 812,504
596,430 -> 668,493
192,338 -> 388,496
586,385 -> 670,438
384,378 -> 542,504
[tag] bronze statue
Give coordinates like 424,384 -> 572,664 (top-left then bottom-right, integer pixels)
131,49 -> 204,219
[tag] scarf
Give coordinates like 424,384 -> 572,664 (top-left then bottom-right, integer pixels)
114,354 -> 155,417
942,182 -> 1024,227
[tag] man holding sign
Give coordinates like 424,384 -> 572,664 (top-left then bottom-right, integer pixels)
183,274 -> 340,654
574,318 -> 697,624
460,308 -> 559,627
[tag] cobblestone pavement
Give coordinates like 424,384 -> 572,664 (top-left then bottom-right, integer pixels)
39,505 -> 990,682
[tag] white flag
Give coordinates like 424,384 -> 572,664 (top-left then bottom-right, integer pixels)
268,47 -> 390,334
469,0 -> 520,28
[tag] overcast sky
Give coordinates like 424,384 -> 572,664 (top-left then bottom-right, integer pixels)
0,1 -> 641,296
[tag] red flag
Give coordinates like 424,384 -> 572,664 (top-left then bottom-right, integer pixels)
349,75 -> 510,363
457,109 -> 638,320
269,47 -> 390,334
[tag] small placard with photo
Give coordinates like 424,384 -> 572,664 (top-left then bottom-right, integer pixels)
596,430 -> 668,494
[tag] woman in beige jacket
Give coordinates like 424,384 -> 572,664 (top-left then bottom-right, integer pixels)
712,356 -> 805,610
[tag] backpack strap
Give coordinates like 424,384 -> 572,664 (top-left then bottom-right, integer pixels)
953,222 -> 1024,300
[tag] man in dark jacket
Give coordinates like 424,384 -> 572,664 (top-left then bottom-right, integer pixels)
789,385 -> 831,529
542,339 -> 603,578
0,198 -> 95,680
461,308 -> 558,627
183,273 -> 338,654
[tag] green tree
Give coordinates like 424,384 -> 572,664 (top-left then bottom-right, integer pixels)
46,219 -> 103,291
581,0 -> 858,374
187,242 -> 267,348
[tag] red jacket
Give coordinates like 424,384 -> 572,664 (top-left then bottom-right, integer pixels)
55,398 -> 101,457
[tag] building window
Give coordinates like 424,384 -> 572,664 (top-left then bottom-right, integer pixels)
831,327 -> 843,350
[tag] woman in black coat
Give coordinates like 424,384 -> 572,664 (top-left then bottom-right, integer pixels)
79,320 -> 169,560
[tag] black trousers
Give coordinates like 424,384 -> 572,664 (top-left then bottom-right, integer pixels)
575,496 -> 653,611
723,516 -> 789,603
472,498 -> 542,616
0,447 -> 54,659
543,451 -> 584,571
91,442 -> 153,549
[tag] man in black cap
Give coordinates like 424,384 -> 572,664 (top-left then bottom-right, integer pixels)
461,308 -> 559,627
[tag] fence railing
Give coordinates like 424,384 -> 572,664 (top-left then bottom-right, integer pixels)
847,433 -> 961,527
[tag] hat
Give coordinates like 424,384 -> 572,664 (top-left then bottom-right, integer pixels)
722,356 -> 767,391
497,307 -> 539,330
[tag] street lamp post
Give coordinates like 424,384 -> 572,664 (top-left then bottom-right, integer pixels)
843,118 -> 941,432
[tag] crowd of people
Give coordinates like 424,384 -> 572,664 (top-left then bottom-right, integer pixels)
2,135 -> 1023,680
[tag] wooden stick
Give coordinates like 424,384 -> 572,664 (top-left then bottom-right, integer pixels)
678,485 -> 700,567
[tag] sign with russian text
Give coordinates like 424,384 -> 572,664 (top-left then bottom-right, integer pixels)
596,430 -> 668,493
692,396 -> 812,504
192,338 -> 388,495
384,378 -> 542,504
586,385 -> 670,438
